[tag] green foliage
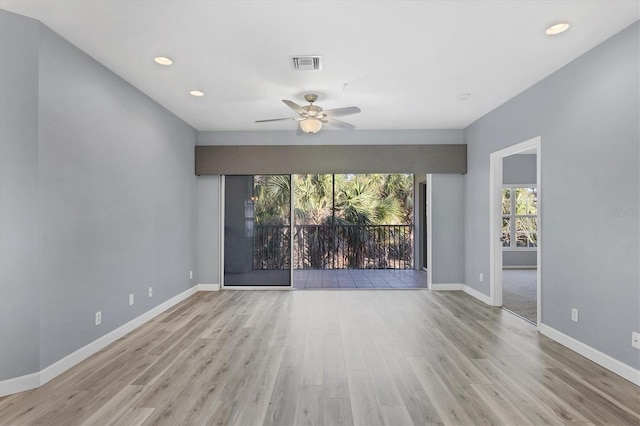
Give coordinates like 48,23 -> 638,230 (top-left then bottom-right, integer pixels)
253,175 -> 290,225
502,187 -> 537,248
253,174 -> 415,270
257,174 -> 414,226
293,174 -> 333,225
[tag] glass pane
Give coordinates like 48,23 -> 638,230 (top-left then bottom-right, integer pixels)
502,188 -> 511,215
224,175 -> 291,286
515,187 -> 537,215
528,187 -> 538,215
516,231 -> 528,247
515,217 -> 537,247
502,217 -> 511,247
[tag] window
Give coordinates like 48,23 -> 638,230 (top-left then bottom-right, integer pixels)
502,187 -> 537,249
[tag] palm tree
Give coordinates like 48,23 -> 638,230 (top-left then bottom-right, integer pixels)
252,175 -> 291,269
293,174 -> 334,268
333,174 -> 411,268
293,174 -> 332,225
334,176 -> 378,225
254,174 -> 415,270
382,173 -> 414,224
253,175 -> 290,224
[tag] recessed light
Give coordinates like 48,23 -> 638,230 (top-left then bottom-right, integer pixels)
154,56 -> 173,66
457,93 -> 471,101
190,90 -> 205,97
545,22 -> 570,35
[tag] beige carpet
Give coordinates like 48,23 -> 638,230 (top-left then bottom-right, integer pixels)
502,268 -> 537,323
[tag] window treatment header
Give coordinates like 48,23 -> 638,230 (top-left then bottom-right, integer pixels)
195,144 -> 467,175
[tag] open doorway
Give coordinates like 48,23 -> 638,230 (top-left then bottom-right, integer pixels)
490,137 -> 541,325
291,174 -> 426,289
501,183 -> 537,323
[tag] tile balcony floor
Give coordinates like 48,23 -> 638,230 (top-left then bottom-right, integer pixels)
293,269 -> 428,289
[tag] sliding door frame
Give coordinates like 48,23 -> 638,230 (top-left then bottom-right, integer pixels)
220,175 -> 294,290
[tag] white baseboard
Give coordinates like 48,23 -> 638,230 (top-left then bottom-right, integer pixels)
220,286 -> 294,290
431,283 -> 492,305
0,372 -> 40,398
462,285 -> 492,305
418,284 -> 638,386
430,283 -> 464,291
539,323 -> 640,386
197,283 -> 220,291
0,285 -> 201,397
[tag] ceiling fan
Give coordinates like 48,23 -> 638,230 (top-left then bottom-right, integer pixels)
256,94 -> 361,134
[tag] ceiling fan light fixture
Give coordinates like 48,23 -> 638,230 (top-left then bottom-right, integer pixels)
300,118 -> 323,134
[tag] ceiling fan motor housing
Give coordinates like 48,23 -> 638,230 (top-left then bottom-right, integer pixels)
304,105 -> 322,117
304,93 -> 319,103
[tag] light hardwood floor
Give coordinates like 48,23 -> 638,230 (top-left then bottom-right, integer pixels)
0,290 -> 638,425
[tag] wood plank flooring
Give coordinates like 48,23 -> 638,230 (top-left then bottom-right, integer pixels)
0,290 -> 638,425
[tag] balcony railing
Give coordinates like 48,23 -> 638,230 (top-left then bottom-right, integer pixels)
253,224 -> 414,270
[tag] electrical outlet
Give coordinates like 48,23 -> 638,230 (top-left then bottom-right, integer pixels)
632,331 -> 640,350
95,311 -> 102,326
129,294 -> 134,306
571,308 -> 579,322
189,270 -> 193,280
148,287 -> 153,298
479,273 -> 483,282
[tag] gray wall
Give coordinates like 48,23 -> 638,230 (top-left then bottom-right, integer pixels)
503,154 -> 537,268
503,251 -> 536,268
198,129 -> 464,146
503,154 -> 536,185
464,22 -> 639,369
0,11 -> 198,378
0,11 -> 41,380
430,174 -> 465,284
197,176 -> 221,285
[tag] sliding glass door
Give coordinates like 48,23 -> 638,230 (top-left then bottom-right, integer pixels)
223,175 -> 291,287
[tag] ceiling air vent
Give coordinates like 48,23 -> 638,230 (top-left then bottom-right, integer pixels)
290,55 -> 322,71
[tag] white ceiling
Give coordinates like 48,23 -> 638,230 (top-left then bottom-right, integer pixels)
1,1 -> 638,132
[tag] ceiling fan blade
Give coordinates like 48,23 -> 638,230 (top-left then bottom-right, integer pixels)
255,117 -> 296,123
320,106 -> 361,118
282,99 -> 308,115
323,118 -> 356,131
